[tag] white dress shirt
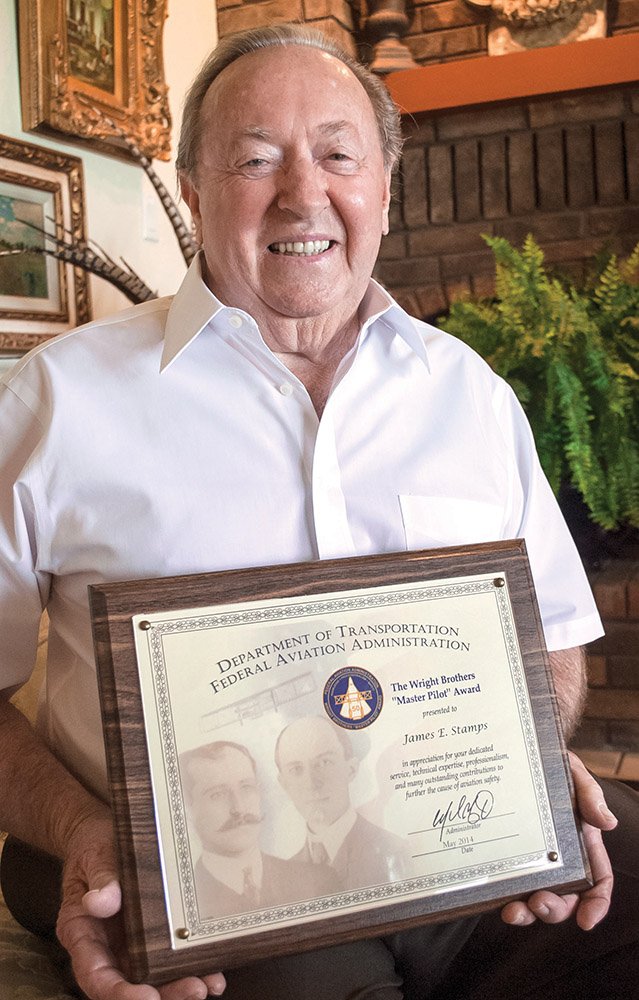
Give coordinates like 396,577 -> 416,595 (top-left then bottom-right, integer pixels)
200,847 -> 263,897
308,806 -> 358,863
0,255 -> 602,799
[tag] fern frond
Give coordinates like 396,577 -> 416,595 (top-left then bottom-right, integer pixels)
437,235 -> 639,531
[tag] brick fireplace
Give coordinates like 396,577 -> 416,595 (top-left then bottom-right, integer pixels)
215,1 -> 639,770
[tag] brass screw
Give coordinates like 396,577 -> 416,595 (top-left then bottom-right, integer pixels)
139,620 -> 152,630
493,578 -> 505,588
548,851 -> 559,862
176,927 -> 190,940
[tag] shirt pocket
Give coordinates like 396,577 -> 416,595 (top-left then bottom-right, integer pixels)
399,495 -> 504,549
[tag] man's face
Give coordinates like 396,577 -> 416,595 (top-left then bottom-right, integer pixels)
180,45 -> 391,327
277,717 -> 358,831
186,747 -> 261,856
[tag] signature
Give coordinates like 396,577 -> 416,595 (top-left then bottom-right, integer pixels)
432,789 -> 495,842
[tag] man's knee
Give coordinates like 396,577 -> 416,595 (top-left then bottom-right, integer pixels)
223,939 -> 403,1000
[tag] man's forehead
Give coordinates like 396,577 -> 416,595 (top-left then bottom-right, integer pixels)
280,720 -> 344,758
202,44 -> 367,116
191,748 -> 251,775
229,119 -> 366,146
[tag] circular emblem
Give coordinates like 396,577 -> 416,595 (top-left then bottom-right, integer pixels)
323,666 -> 383,730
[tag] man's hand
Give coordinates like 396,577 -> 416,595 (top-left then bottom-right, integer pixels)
56,815 -> 227,1000
0,695 -> 226,998
501,752 -> 617,931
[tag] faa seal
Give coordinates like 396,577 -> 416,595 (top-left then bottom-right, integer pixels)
323,667 -> 383,730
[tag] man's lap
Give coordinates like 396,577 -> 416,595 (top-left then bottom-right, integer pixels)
2,778 -> 637,1000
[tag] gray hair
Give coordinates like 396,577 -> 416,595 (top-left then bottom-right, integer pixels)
176,23 -> 403,180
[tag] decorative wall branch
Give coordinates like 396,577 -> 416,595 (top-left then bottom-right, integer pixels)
2,221 -> 156,304
79,104 -> 197,267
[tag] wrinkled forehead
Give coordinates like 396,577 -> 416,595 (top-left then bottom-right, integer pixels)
200,44 -> 379,140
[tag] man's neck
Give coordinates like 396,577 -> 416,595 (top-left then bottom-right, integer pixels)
261,312 -> 362,417
308,806 -> 358,861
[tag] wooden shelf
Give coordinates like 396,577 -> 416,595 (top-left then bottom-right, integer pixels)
385,33 -> 639,115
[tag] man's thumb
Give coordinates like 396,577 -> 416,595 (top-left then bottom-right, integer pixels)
82,876 -> 122,918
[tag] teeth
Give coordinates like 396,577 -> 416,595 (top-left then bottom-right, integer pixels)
271,240 -> 331,256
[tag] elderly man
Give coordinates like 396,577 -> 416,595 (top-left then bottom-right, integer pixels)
181,740 -> 336,918
0,21 -> 636,1000
276,716 -> 411,888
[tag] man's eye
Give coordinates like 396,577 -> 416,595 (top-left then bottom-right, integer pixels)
244,158 -> 267,168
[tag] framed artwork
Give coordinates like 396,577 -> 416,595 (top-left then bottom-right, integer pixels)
18,0 -> 171,161
90,540 -> 590,985
0,134 -> 91,353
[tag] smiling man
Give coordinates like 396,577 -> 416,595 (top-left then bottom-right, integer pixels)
178,36 -> 392,417
0,22 -> 637,1000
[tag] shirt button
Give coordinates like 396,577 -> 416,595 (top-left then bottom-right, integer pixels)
228,314 -> 243,328
279,383 -> 294,397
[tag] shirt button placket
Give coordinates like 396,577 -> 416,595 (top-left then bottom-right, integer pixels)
312,404 -> 356,560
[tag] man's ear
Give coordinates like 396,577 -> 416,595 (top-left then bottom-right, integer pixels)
347,756 -> 359,782
180,174 -> 203,245
381,169 -> 392,236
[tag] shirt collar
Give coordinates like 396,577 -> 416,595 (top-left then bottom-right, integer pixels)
161,253 -> 430,373
308,805 -> 358,863
161,253 -> 223,371
201,845 -> 263,895
359,279 -> 430,372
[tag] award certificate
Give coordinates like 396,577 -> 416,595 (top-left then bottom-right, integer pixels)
90,540 -> 590,985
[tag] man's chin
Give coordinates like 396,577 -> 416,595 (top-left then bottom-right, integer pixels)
307,807 -> 331,829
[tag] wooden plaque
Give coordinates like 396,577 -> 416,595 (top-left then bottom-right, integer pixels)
89,539 -> 590,986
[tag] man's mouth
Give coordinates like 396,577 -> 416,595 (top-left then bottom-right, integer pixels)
268,240 -> 333,256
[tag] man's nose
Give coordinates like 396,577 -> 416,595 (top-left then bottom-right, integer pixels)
228,788 -> 245,814
276,159 -> 330,218
310,763 -> 326,789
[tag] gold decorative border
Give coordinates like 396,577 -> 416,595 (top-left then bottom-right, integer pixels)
18,0 -> 171,162
0,134 -> 91,352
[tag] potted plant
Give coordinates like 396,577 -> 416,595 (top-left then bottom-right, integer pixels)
439,235 -> 639,566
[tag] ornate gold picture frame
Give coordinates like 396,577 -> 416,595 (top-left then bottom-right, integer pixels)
0,134 -> 91,353
18,0 -> 171,161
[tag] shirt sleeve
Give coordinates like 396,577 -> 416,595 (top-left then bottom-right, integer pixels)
0,379 -> 51,690
495,379 -> 604,652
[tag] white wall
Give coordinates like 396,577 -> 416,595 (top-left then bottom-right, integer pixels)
0,0 -> 217,324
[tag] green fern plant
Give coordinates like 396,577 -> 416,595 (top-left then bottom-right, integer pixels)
440,235 -> 639,532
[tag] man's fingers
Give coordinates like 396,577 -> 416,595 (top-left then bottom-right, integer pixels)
500,817 -> 614,931
158,979 -> 209,1000
569,753 -> 618,830
71,934 -> 158,1000
500,900 -> 537,926
526,891 -> 578,924
575,821 -> 614,930
156,972 -> 226,1000
202,973 -> 226,996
